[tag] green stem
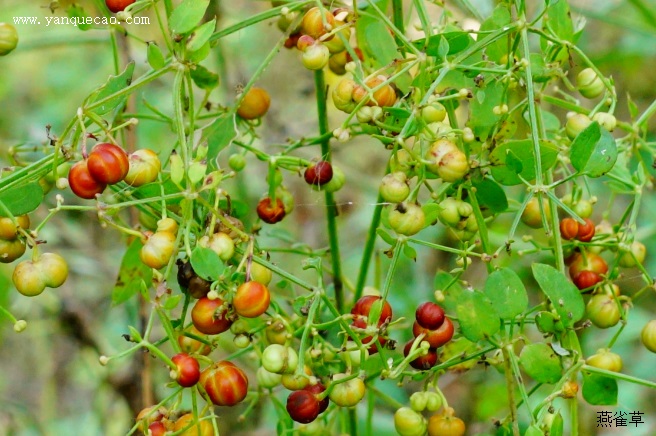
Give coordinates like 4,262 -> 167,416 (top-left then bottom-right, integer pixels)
354,190 -> 385,302
314,70 -> 344,312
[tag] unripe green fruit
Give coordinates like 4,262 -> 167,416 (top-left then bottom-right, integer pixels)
641,320 -> 656,353
321,166 -> 345,193
228,154 -> 246,171
566,113 -> 592,140
389,149 -> 415,176
0,238 -> 26,263
425,139 -> 469,182
257,366 -> 282,389
332,79 -> 357,113
250,262 -> 273,286
521,197 -> 550,228
586,294 -> 620,329
262,344 -> 299,374
438,198 -> 461,227
618,241 -> 646,268
587,349 -> 622,372
388,203 -> 426,236
425,392 -> 442,412
577,68 -> 604,99
592,112 -> 617,131
421,103 -> 447,124
302,43 -> 330,70
379,172 -> 410,203
0,23 -> 18,56
409,392 -> 428,412
328,374 -> 366,407
394,407 -> 428,436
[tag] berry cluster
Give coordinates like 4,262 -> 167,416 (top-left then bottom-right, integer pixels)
404,302 -> 454,370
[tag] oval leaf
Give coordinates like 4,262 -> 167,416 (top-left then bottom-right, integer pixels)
147,42 -> 165,70
455,290 -> 500,342
489,139 -> 558,185
112,238 -> 153,306
570,121 -> 617,177
582,372 -> 618,405
471,178 -> 508,214
531,264 -> 585,328
483,268 -> 528,319
169,0 -> 210,35
0,182 -> 44,217
190,246 -> 224,281
519,343 -> 562,384
187,19 -> 216,52
89,62 -> 135,115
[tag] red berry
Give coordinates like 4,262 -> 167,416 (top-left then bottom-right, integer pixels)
412,317 -> 454,348
171,353 -> 201,388
404,340 -> 438,370
351,295 -> 393,326
415,302 -> 445,330
257,197 -> 286,224
305,383 -> 329,413
147,422 -> 167,436
87,142 -> 129,184
577,218 -> 596,242
286,390 -> 320,424
233,281 -> 271,318
105,0 -> 135,13
559,218 -> 579,240
304,161 -> 334,187
68,160 -> 107,199
201,361 -> 249,407
572,270 -> 603,290
191,297 -> 233,335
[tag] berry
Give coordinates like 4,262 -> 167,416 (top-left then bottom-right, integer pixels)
301,43 -> 330,70
12,252 -> 68,297
0,238 -> 26,263
388,202 -> 426,236
586,349 -> 622,372
191,297 -> 233,335
87,143 -> 129,184
233,281 -> 271,318
328,374 -> 366,407
0,215 -> 30,240
305,383 -> 329,413
566,113 -> 592,139
592,112 -> 617,131
576,68 -> 604,99
415,302 -> 445,330
199,232 -> 235,262
560,218 -> 579,240
201,361 -> 249,406
0,23 -> 18,56
237,87 -> 270,120
425,139 -> 469,183
124,149 -> 161,186
586,293 -> 620,329
300,7 -> 335,39
304,161 -> 334,187
173,413 -> 213,436
261,344 -> 299,374
256,366 -> 282,389
412,317 -> 454,348
352,75 -> 397,107
105,0 -> 136,13
68,160 -> 107,199
618,241 -> 646,268
427,411 -> 466,436
379,172 -> 410,203
394,407 -> 427,436
250,262 -> 273,286
257,197 -> 286,224
140,231 -> 176,270
404,340 -> 438,370
640,320 -> 656,353
177,326 -> 212,355
351,295 -> 393,326
521,197 -> 550,229
577,218 -> 595,242
286,390 -> 320,424
171,353 -> 201,387
573,270 -> 603,291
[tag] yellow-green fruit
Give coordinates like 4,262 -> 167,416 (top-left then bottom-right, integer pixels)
640,320 -> 656,353
566,114 -> 592,140
618,241 -> 646,268
425,139 -> 469,182
0,238 -> 27,263
521,197 -> 550,228
13,260 -> 47,297
39,253 -> 68,288
140,231 -> 177,269
0,23 -> 18,56
250,262 -> 272,286
587,349 -> 622,372
577,68 -> 604,99
0,215 -> 30,240
394,407 -> 428,436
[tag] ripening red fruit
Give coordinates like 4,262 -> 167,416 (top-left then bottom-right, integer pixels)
305,383 -> 329,413
105,0 -> 135,13
351,295 -> 393,326
351,317 -> 388,354
412,317 -> 454,348
147,422 -> 167,436
257,197 -> 286,224
404,340 -> 438,370
171,353 -> 201,388
201,361 -> 249,406
233,281 -> 271,318
573,270 -> 603,290
560,218 -> 579,241
191,297 -> 233,335
415,302 -> 445,330
286,390 -> 320,424
577,218 -> 596,242
68,160 -> 107,199
304,161 -> 334,187
87,142 -> 129,184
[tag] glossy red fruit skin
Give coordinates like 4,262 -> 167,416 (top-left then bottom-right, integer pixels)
233,281 -> 270,318
577,218 -> 596,242
305,383 -> 329,413
201,361 -> 249,406
286,390 -> 320,424
68,160 -> 107,199
106,0 -> 135,13
191,297 -> 233,335
404,340 -> 438,370
148,422 -> 167,436
304,161 -> 333,186
573,270 -> 603,290
257,197 -> 286,224
351,295 -> 393,326
568,252 -> 608,277
560,218 -> 579,241
415,302 -> 445,330
412,317 -> 454,348
87,142 -> 129,184
172,353 -> 201,388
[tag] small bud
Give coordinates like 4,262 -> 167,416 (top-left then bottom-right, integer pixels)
99,355 -> 110,366
13,320 -> 27,333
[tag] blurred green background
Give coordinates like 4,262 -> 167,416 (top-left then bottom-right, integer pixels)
1,0 -> 656,435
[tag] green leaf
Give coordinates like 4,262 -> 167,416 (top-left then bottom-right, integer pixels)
582,372 -> 618,405
162,294 -> 183,310
505,149 -> 523,174
455,290 -> 501,342
190,65 -> 219,90
169,0 -> 210,35
68,5 -> 92,31
190,246 -> 225,281
402,244 -> 417,261
422,202 -> 441,224
532,264 -> 585,328
112,239 -> 153,306
479,5 -> 512,63
545,0 -> 574,42
383,108 -> 418,136
489,139 -> 559,185
187,19 -> 216,52
471,179 -> 508,213
88,62 -> 135,115
569,122 -> 617,177
0,182 -> 43,217
413,32 -> 475,57
356,15 -> 398,68
524,425 -> 544,436
433,271 -> 464,314
147,42 -> 165,70
203,114 -> 237,171
483,268 -> 527,319
292,294 -> 312,317
551,412 -> 564,436
187,41 -> 212,63
132,178 -> 183,205
519,343 -> 562,384
376,228 -> 396,245
466,78 -> 503,140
